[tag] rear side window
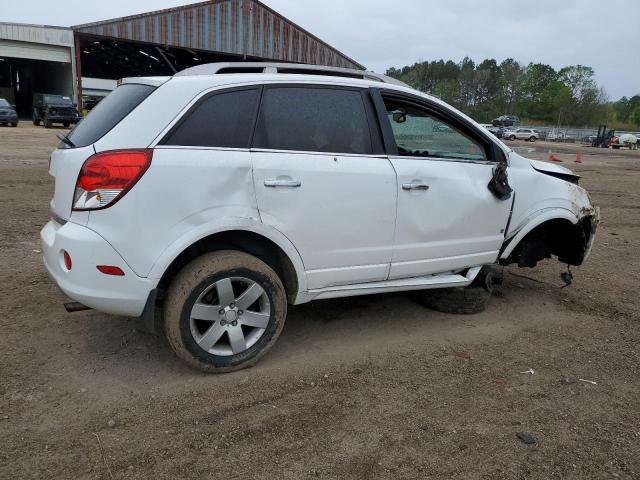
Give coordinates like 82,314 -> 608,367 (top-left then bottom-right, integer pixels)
162,88 -> 259,148
67,84 -> 156,148
253,87 -> 372,155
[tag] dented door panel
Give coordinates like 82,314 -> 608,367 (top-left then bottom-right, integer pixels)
389,157 -> 512,279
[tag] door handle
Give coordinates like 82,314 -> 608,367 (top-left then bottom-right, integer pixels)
402,183 -> 430,191
264,179 -> 302,188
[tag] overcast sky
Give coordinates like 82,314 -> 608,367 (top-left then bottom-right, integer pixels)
3,0 -> 638,99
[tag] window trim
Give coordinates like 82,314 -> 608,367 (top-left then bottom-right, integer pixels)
371,88 -> 506,164
159,85 -> 262,149
250,83 -> 385,156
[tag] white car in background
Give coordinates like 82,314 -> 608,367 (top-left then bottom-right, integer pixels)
41,63 -> 599,373
503,128 -> 539,142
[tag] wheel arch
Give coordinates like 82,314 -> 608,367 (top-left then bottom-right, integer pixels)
150,224 -> 307,303
501,209 -> 577,259
500,209 -> 591,267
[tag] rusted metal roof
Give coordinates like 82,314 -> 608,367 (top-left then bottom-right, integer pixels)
72,0 -> 364,70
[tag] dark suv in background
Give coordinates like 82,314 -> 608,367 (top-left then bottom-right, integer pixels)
492,115 -> 520,127
32,94 -> 81,128
0,98 -> 18,127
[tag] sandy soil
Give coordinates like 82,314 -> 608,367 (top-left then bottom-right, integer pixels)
1,125 -> 638,479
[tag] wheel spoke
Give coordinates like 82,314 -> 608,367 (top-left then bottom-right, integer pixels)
216,278 -> 234,306
197,323 -> 226,352
191,303 -> 221,321
240,311 -> 270,329
228,327 -> 247,354
236,283 -> 264,310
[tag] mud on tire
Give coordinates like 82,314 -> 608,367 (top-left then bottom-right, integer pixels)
164,250 -> 287,373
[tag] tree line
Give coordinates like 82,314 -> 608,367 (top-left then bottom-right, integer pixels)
386,58 -> 640,130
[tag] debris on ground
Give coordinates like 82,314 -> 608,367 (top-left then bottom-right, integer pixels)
516,432 -> 537,445
579,379 -> 597,385
520,368 -> 535,375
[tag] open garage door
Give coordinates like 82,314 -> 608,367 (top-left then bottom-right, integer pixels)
0,56 -> 73,118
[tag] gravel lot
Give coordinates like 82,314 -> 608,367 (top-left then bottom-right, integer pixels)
1,124 -> 639,479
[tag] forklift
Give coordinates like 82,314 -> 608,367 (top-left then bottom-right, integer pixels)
593,125 -> 614,148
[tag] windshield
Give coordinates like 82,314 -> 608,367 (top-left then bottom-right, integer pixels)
45,95 -> 73,105
0,99 -> 10,107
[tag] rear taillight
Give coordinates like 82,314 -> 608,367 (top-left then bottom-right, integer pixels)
73,149 -> 152,211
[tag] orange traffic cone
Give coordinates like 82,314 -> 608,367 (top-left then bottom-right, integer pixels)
548,153 -> 562,162
575,152 -> 583,164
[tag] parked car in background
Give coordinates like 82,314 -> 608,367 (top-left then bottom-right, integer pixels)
32,93 -> 81,128
503,128 -> 539,142
0,98 -> 18,127
41,62 -> 599,373
490,126 -> 509,139
492,115 -> 520,127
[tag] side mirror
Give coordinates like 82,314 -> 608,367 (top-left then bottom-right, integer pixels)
392,110 -> 406,124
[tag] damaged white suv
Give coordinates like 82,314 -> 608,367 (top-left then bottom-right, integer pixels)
41,63 -> 599,372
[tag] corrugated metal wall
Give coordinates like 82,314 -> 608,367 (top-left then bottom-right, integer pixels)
73,0 -> 363,70
0,23 -> 74,47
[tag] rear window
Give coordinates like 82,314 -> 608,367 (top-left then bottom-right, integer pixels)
66,84 -> 156,148
161,88 -> 259,148
253,87 -> 372,155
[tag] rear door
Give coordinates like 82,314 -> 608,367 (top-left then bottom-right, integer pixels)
251,85 -> 397,290
376,91 -> 512,279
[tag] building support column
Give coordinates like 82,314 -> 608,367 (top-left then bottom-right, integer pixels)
73,33 -> 83,112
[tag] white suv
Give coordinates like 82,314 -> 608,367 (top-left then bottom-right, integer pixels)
41,63 -> 599,372
504,128 -> 539,142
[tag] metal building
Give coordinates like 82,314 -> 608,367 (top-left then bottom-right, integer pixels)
0,23 -> 77,116
0,0 -> 363,117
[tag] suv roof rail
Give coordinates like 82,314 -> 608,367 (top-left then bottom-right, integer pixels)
174,62 -> 409,87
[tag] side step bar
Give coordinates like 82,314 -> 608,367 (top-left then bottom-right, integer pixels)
306,267 -> 482,301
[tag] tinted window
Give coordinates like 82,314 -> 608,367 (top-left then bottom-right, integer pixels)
254,87 -> 372,154
384,99 -> 487,162
67,84 -> 156,148
162,89 -> 259,148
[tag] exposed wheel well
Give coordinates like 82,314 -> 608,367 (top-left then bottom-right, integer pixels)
501,218 -> 592,268
157,231 -> 299,303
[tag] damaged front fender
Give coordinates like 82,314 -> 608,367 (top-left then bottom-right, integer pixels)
500,206 -> 599,268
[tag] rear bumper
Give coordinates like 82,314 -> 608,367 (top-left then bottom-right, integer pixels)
40,220 -> 156,317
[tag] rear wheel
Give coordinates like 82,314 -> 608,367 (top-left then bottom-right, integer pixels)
509,135 -> 516,141
10,122 -> 17,127
44,118 -> 52,128
164,250 -> 287,373
529,136 -> 536,142
63,122 -> 70,128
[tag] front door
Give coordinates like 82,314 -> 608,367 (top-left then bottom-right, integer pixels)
251,85 -> 397,290
379,93 -> 513,279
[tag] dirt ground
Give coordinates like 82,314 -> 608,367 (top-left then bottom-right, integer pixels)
1,124 -> 639,480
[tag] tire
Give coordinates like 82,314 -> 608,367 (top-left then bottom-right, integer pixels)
44,118 -> 52,128
412,267 -> 499,315
164,250 -> 287,373
63,122 -> 70,128
529,136 -> 536,142
10,122 -> 17,128
33,118 -> 40,126
509,135 -> 516,141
